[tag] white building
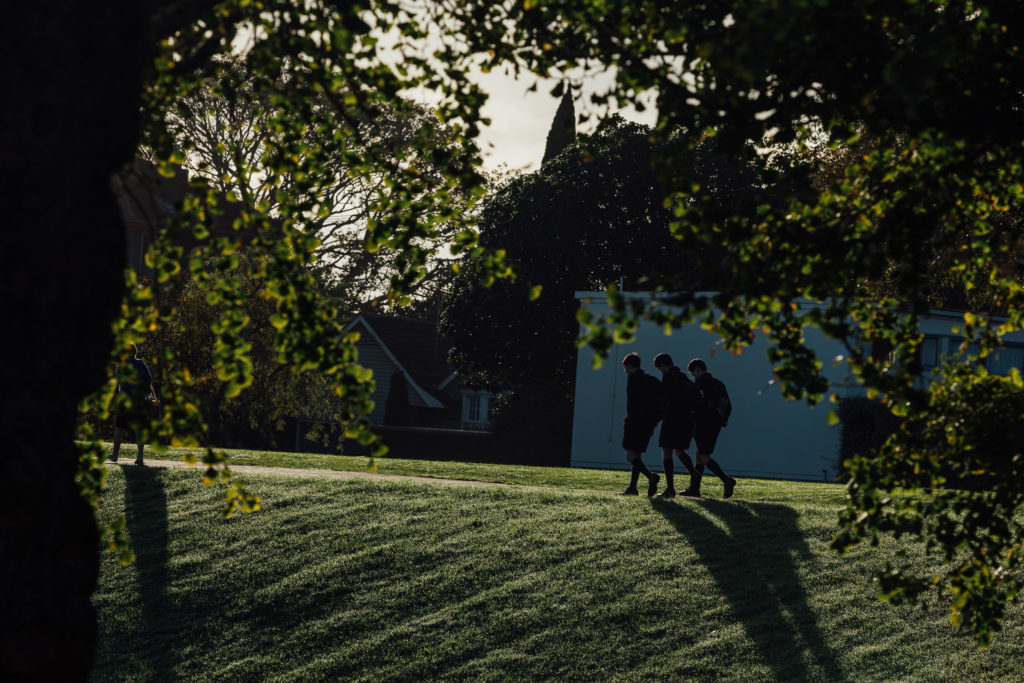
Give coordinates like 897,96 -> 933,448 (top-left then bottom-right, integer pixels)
570,291 -> 1024,481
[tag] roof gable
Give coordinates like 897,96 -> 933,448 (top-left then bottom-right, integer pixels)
344,313 -> 457,406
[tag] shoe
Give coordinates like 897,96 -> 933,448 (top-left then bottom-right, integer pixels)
723,477 -> 737,499
620,487 -> 639,495
656,487 -> 676,499
679,487 -> 701,498
134,459 -> 145,466
647,474 -> 660,497
106,456 -> 118,463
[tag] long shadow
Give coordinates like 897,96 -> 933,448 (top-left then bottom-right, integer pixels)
651,498 -> 842,681
122,465 -> 172,679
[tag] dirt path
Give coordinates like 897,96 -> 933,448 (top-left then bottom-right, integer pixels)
106,459 -> 542,491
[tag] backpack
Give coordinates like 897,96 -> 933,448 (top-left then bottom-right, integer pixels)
714,379 -> 732,427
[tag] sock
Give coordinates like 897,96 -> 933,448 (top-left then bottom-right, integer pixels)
676,451 -> 697,476
691,464 -> 705,493
706,458 -> 729,482
662,459 -> 674,489
630,462 -> 641,489
635,460 -> 654,479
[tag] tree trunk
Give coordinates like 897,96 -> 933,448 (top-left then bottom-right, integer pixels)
1,3 -> 147,679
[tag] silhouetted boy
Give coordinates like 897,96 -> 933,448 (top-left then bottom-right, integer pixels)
108,343 -> 155,466
683,358 -> 737,498
653,352 -> 699,498
619,352 -> 662,496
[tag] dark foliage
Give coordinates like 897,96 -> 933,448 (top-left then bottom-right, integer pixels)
442,117 -> 685,390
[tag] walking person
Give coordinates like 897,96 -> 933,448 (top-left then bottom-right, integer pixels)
619,352 -> 662,497
682,358 -> 737,498
108,343 -> 156,466
652,353 -> 700,499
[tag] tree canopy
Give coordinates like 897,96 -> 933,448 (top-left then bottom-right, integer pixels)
163,57 -> 475,307
442,116 -> 687,390
7,2 -> 1024,677
436,0 -> 1024,644
6,1 -> 492,677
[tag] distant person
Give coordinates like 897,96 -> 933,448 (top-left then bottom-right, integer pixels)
682,358 -> 737,499
652,353 -> 700,499
108,343 -> 155,466
619,352 -> 662,496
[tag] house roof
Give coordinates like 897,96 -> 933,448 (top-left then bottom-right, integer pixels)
113,158 -> 246,239
344,313 -> 457,407
113,158 -> 190,229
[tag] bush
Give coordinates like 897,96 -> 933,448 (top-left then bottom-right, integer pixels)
836,396 -> 900,478
489,383 -> 573,466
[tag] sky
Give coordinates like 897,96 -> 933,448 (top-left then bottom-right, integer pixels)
238,19 -> 657,177
421,67 -> 659,177
477,69 -> 658,175
363,14 -> 660,177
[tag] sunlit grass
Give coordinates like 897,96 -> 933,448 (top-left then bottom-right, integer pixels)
91,464 -> 1022,681
109,442 -> 849,505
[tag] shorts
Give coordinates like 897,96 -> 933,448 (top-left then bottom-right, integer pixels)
113,411 -> 143,435
694,422 -> 722,455
658,418 -> 694,450
622,417 -> 657,453
114,394 -> 156,432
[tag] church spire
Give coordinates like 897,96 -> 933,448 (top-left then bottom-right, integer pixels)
541,84 -> 576,164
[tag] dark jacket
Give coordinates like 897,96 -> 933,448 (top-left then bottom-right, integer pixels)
695,372 -> 729,425
626,368 -> 663,425
117,357 -> 152,399
661,366 -> 698,421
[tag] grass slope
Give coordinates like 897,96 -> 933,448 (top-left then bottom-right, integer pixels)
111,444 -> 846,504
91,456 -> 1022,681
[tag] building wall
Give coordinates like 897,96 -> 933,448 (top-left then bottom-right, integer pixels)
571,293 -> 1024,481
571,293 -> 852,481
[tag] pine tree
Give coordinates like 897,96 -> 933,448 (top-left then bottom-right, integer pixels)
541,85 -> 576,164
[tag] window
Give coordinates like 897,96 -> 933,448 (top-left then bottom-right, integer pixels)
922,336 -> 1024,376
461,391 -> 492,431
920,336 -> 940,370
987,346 -> 1024,376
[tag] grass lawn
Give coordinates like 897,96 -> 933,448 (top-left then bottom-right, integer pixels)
114,443 -> 847,504
91,452 -> 1023,681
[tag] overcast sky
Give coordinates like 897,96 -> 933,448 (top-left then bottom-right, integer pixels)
441,67 -> 658,176
367,15 -> 659,177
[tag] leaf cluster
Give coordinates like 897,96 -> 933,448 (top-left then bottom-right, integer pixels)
441,117 -> 681,389
78,0 -> 494,555
435,0 -> 1024,642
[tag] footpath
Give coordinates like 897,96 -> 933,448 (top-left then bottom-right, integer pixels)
105,459 -> 531,490
104,460 -> 756,500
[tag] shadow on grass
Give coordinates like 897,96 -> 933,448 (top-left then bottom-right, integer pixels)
652,498 -> 841,681
122,465 -> 172,680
